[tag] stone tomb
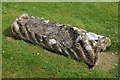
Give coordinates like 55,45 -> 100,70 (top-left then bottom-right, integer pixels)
10,13 -> 111,68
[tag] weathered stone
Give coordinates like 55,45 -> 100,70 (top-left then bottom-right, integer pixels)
10,13 -> 111,68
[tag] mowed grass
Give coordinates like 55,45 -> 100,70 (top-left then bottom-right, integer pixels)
2,2 -> 119,78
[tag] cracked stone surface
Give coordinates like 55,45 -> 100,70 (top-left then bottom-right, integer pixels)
10,13 -> 111,68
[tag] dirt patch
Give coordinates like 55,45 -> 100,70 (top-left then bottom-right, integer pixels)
5,37 -> 16,42
94,52 -> 118,71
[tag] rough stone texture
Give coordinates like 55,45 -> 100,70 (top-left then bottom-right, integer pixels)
10,13 -> 111,68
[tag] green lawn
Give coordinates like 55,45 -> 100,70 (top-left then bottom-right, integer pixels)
2,2 -> 119,78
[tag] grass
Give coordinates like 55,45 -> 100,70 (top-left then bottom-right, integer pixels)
2,2 -> 119,78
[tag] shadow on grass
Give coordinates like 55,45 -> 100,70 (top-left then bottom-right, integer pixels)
3,27 -> 15,38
